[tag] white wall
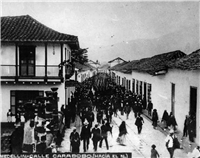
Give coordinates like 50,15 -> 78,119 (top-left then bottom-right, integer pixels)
1,43 -> 15,65
131,69 -> 200,145
113,71 -> 132,90
0,42 -> 73,122
1,43 -> 16,76
1,42 -> 68,77
77,69 -> 95,83
110,60 -> 124,68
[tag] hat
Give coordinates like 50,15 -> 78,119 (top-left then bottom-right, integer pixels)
73,127 -> 76,131
95,124 -> 98,128
151,144 -> 156,148
169,129 -> 174,133
84,119 -> 89,125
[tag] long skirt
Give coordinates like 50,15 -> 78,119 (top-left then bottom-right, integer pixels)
107,131 -> 113,147
74,115 -> 82,134
117,134 -> 126,145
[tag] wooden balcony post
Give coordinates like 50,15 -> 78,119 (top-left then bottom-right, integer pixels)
60,43 -> 64,82
44,43 -> 47,82
15,43 -> 18,82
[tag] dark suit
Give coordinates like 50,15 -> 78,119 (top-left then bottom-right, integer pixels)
99,124 -> 109,150
80,125 -> 91,152
92,127 -> 101,151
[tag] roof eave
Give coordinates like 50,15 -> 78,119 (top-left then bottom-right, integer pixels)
1,39 -> 78,43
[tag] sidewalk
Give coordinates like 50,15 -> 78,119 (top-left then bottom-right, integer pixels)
115,111 -> 189,158
142,109 -> 198,154
58,109 -> 198,157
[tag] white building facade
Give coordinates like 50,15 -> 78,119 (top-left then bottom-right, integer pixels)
0,15 -> 79,122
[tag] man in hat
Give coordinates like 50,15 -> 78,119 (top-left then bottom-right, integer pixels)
70,127 -> 80,153
99,120 -> 109,150
91,124 -> 101,152
80,119 -> 91,152
165,129 -> 175,158
11,119 -> 24,154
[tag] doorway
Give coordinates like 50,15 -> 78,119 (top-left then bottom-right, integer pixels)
171,83 -> 175,115
190,87 -> 197,116
190,87 -> 197,139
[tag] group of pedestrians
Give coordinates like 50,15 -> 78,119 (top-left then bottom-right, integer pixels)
69,118 -> 113,153
61,74 -> 198,158
182,113 -> 196,145
10,112 -> 57,154
161,110 -> 178,130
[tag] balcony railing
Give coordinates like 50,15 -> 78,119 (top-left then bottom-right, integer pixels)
1,65 -> 61,78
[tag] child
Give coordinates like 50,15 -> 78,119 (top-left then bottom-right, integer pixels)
151,144 -> 160,158
7,109 -> 12,122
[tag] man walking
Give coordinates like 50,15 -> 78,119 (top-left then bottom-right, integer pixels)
135,113 -> 144,134
91,124 -> 101,152
147,101 -> 153,116
99,120 -> 109,150
70,127 -> 80,153
165,129 -> 175,158
80,120 -> 91,152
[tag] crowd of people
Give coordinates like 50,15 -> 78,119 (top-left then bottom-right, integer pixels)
10,90 -> 62,154
60,74 -> 198,157
9,73 -> 198,157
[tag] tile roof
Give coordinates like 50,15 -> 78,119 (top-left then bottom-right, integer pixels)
111,50 -> 186,75
110,61 -> 129,71
119,60 -> 140,74
108,57 -> 126,63
132,50 -> 186,75
99,63 -> 110,70
75,62 -> 95,71
168,49 -> 200,70
1,15 -> 79,49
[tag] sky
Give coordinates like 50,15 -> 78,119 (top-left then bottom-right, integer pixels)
1,0 -> 199,63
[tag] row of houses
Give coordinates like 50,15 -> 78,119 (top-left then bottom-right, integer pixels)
0,15 -> 97,123
109,50 -> 200,145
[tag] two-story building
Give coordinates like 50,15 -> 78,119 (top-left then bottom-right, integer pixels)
0,15 -> 80,122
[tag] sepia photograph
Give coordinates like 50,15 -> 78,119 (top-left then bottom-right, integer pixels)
0,0 -> 200,157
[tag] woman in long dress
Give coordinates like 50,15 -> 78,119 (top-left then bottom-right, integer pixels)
22,119 -> 35,153
117,121 -> 128,145
74,114 -> 82,134
105,121 -> 113,147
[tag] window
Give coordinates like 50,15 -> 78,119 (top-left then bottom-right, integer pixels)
132,79 -> 135,93
10,90 -> 44,116
19,46 -> 35,76
171,83 -> 175,115
147,83 -> 151,102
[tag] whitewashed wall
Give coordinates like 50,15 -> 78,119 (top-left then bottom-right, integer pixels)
0,42 -> 73,122
132,69 -> 200,145
113,71 -> 132,90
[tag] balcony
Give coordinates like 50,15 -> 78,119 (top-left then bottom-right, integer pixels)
1,65 -> 63,83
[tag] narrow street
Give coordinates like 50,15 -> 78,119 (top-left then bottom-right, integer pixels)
58,109 -> 188,157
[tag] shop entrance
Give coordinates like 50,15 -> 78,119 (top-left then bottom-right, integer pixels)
190,87 -> 197,136
10,90 -> 44,117
190,87 -> 197,116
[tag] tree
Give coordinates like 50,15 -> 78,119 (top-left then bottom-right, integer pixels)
71,48 -> 88,64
